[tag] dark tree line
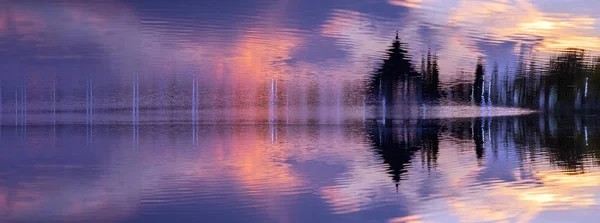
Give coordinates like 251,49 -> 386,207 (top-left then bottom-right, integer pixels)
366,115 -> 600,187
477,48 -> 600,113
368,34 -> 600,114
421,49 -> 441,103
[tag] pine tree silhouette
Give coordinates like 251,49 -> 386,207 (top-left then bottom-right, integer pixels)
369,32 -> 416,105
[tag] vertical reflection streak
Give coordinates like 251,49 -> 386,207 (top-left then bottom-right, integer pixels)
585,126 -> 589,146
53,82 -> 57,126
23,83 -> 27,129
132,74 -> 137,125
21,86 -> 24,127
132,73 -> 139,148
0,86 -> 2,138
192,78 -> 196,123
15,88 -> 18,127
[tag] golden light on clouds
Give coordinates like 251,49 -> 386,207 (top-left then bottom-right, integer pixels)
448,0 -> 600,53
387,215 -> 427,223
388,0 -> 425,8
442,169 -> 600,223
542,36 -> 600,51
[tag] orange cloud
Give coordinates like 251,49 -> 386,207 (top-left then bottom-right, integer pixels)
388,0 -> 425,8
448,0 -> 600,53
225,29 -> 301,81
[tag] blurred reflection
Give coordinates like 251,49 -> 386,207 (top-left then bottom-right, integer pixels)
1,116 -> 600,221
366,120 -> 439,189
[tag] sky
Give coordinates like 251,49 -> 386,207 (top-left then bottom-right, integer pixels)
0,0 -> 600,107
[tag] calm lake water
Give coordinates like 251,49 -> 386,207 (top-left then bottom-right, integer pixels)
2,116 -> 600,222
2,0 -> 600,222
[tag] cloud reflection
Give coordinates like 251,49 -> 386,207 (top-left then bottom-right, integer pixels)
1,117 -> 600,222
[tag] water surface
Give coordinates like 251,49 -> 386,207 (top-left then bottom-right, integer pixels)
2,116 -> 600,222
2,0 -> 600,222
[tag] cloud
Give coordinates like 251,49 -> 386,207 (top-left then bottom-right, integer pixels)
388,0 -> 425,9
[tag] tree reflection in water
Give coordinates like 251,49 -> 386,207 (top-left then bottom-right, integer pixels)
365,115 -> 600,187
